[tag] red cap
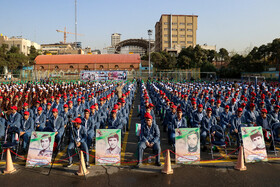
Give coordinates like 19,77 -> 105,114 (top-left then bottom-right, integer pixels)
63,104 -> 69,108
23,103 -> 28,107
38,107 -> 43,111
271,99 -> 276,102
172,105 -> 177,109
275,105 -> 280,109
210,99 -> 215,102
90,105 -> 96,109
237,108 -> 243,112
241,103 -> 246,107
192,101 -> 196,105
72,118 -> 82,124
111,110 -> 117,113
144,112 -> 153,120
217,100 -> 221,104
84,109 -> 90,113
232,98 -> 236,102
68,101 -> 73,104
11,106 -> 18,110
207,108 -> 212,111
149,103 -> 154,107
52,108 -> 58,113
121,99 -> 126,103
198,104 -> 203,108
225,105 -> 230,109
250,103 -> 255,108
94,103 -> 98,106
177,108 -> 183,112
77,98 -> 81,102
47,103 -> 52,106
23,111 -> 30,115
261,109 -> 267,113
81,97 -> 85,100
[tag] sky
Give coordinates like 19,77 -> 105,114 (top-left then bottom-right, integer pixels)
1,0 -> 280,53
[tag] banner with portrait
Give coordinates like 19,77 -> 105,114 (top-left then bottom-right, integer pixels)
80,70 -> 127,81
26,131 -> 55,167
95,129 -> 121,165
241,127 -> 268,163
175,128 -> 200,164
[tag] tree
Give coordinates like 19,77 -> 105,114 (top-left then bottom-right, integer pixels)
28,45 -> 40,65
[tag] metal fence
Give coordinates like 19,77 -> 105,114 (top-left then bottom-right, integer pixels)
0,69 -> 218,83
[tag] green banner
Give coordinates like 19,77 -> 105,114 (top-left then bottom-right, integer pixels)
26,131 -> 55,167
175,128 -> 200,164
95,129 -> 121,166
241,127 -> 268,163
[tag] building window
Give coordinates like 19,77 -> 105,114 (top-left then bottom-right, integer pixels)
187,41 -> 193,44
40,66 -> 44,70
187,35 -> 193,38
180,35 -> 186,37
172,41 -> 178,43
182,46 -> 186,48
179,29 -> 185,31
180,41 -> 185,43
179,23 -> 185,25
100,65 -> 104,69
70,65 -> 74,69
115,65 -> 119,69
187,23 -> 193,26
130,65 -> 134,68
17,44 -> 20,49
164,34 -> 168,37
187,29 -> 193,31
172,22 -> 177,25
164,22 -> 168,25
164,28 -> 168,31
172,35 -> 177,37
55,66 -> 59,69
164,41 -> 169,43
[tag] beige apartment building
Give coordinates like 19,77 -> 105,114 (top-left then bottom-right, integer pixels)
155,14 -> 198,53
0,34 -> 41,55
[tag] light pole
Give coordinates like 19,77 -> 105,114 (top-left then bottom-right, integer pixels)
148,29 -> 152,77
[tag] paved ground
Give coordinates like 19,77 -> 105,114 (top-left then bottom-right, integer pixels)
1,84 -> 280,186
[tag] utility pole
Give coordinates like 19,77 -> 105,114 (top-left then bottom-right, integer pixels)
148,30 -> 152,77
75,0 -> 77,48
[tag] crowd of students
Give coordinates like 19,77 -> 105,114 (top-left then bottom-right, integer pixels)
0,80 -> 136,168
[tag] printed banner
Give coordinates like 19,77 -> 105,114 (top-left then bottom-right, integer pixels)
26,131 -> 55,167
241,127 -> 268,163
175,128 -> 200,164
95,129 -> 121,165
80,70 -> 127,81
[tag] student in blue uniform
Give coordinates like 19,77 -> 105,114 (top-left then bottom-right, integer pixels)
67,117 -> 90,169
82,109 -> 96,149
201,108 -> 217,151
20,111 -> 34,153
33,107 -> 46,131
45,108 -> 64,144
136,112 -> 161,168
169,108 -> 187,146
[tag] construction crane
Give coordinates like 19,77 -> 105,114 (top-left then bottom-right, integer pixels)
56,27 -> 83,44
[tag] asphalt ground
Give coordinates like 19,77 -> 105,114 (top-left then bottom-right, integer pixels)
0,85 -> 280,186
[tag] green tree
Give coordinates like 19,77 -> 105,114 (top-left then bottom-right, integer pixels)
28,45 -> 40,65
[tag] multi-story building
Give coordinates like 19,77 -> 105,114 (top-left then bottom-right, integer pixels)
155,14 -> 198,53
0,34 -> 41,55
41,42 -> 85,55
111,33 -> 121,47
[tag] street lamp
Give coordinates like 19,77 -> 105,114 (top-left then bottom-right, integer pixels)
148,29 -> 152,77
